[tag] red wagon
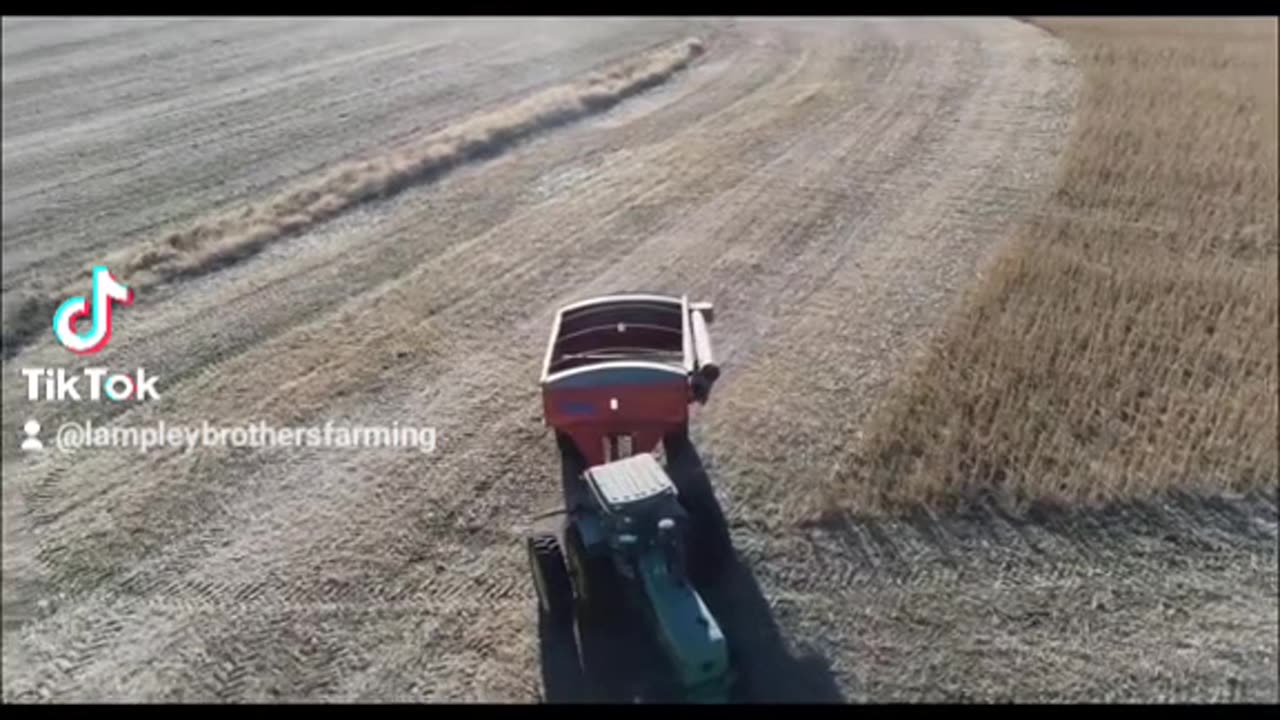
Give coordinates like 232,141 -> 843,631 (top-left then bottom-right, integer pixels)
540,293 -> 719,468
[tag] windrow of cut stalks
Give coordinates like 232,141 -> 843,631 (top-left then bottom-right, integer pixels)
1,36 -> 705,359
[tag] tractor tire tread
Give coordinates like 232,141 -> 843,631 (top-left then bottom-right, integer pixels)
529,533 -> 575,629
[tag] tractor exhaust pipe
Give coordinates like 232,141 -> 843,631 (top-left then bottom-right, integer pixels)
689,302 -> 718,403
690,302 -> 718,381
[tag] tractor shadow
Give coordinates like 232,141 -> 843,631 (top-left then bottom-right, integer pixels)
680,442 -> 846,704
536,440 -> 846,704
701,557 -> 847,703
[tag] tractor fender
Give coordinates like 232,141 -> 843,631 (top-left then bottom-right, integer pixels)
571,510 -> 610,557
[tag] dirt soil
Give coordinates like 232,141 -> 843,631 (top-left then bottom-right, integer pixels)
2,18 -> 1275,702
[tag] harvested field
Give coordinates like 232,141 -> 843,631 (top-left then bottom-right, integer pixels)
2,18 -> 1276,703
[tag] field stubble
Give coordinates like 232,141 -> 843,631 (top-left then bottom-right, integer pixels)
831,18 -> 1279,517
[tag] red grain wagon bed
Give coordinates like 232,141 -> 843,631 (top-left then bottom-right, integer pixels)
540,293 -> 718,468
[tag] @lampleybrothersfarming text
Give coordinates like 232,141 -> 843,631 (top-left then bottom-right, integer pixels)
22,419 -> 438,455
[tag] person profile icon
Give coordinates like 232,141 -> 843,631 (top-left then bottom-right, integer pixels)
22,420 -> 43,452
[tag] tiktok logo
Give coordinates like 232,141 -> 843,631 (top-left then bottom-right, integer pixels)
20,265 -> 158,407
52,266 -> 134,355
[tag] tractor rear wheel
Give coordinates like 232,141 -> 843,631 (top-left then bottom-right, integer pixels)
528,533 -> 574,628
529,532 -> 588,703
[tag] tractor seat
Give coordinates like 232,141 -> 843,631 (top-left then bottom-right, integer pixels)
584,453 -> 677,514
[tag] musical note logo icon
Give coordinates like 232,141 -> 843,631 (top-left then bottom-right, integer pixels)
52,266 -> 134,355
